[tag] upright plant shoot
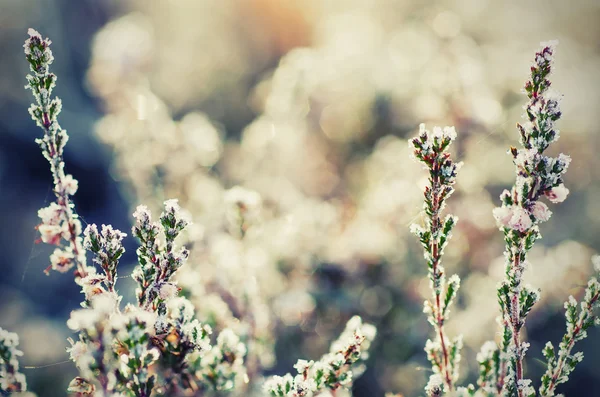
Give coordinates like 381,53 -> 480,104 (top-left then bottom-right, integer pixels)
492,41 -> 571,397
410,124 -> 463,395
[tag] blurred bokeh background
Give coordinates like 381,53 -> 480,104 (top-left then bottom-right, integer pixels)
1,0 -> 600,396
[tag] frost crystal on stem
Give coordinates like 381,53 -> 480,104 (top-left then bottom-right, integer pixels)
409,123 -> 463,392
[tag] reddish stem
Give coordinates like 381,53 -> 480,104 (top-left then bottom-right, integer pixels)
509,254 -> 524,397
43,115 -> 88,279
430,170 -> 453,390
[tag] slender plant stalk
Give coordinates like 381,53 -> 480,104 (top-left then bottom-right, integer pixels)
410,124 -> 462,394
493,41 -> 571,397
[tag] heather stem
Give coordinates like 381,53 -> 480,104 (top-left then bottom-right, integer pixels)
24,28 -> 89,280
511,255 -> 524,397
410,124 -> 462,393
431,171 -> 452,389
492,41 -> 569,397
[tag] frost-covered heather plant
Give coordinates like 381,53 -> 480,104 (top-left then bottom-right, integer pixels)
264,316 -> 376,397
409,124 -> 463,393
24,29 -> 91,280
0,327 -> 27,395
403,42 -> 600,397
490,41 -> 575,397
23,29 -> 249,397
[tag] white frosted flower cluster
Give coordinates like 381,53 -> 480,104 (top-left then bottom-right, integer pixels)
0,328 -> 27,394
409,123 -> 459,168
23,29 -> 54,75
493,204 -> 534,233
265,316 -> 376,397
66,301 -> 161,394
493,42 -> 570,234
424,373 -> 444,396
190,328 -> 247,392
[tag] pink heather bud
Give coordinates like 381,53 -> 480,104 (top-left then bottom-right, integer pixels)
38,224 -> 63,244
493,206 -> 533,232
530,201 -> 552,222
67,339 -> 89,367
509,207 -> 533,232
38,203 -> 62,225
545,184 -> 569,203
60,174 -> 79,195
493,206 -> 513,227
50,247 -> 75,273
158,283 -> 179,300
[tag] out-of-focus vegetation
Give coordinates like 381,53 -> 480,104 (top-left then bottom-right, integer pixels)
1,1 -> 600,396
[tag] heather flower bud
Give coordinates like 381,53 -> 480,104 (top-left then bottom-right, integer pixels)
50,247 -> 75,273
545,184 -> 569,203
530,201 -> 552,223
67,377 -> 95,394
158,282 -> 179,300
493,206 -> 513,227
38,224 -> 64,245
508,207 -> 533,232
38,203 -> 62,225
59,174 -> 79,195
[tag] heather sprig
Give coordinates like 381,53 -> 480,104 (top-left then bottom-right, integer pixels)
491,41 -> 570,397
189,328 -> 247,392
264,316 -> 376,396
538,256 -> 600,396
24,30 -> 247,396
0,328 -> 28,395
131,202 -> 249,394
24,29 -> 91,280
409,124 -> 463,393
156,296 -> 213,394
475,340 -> 503,395
81,224 -> 127,303
131,200 -> 190,314
66,297 -> 160,396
